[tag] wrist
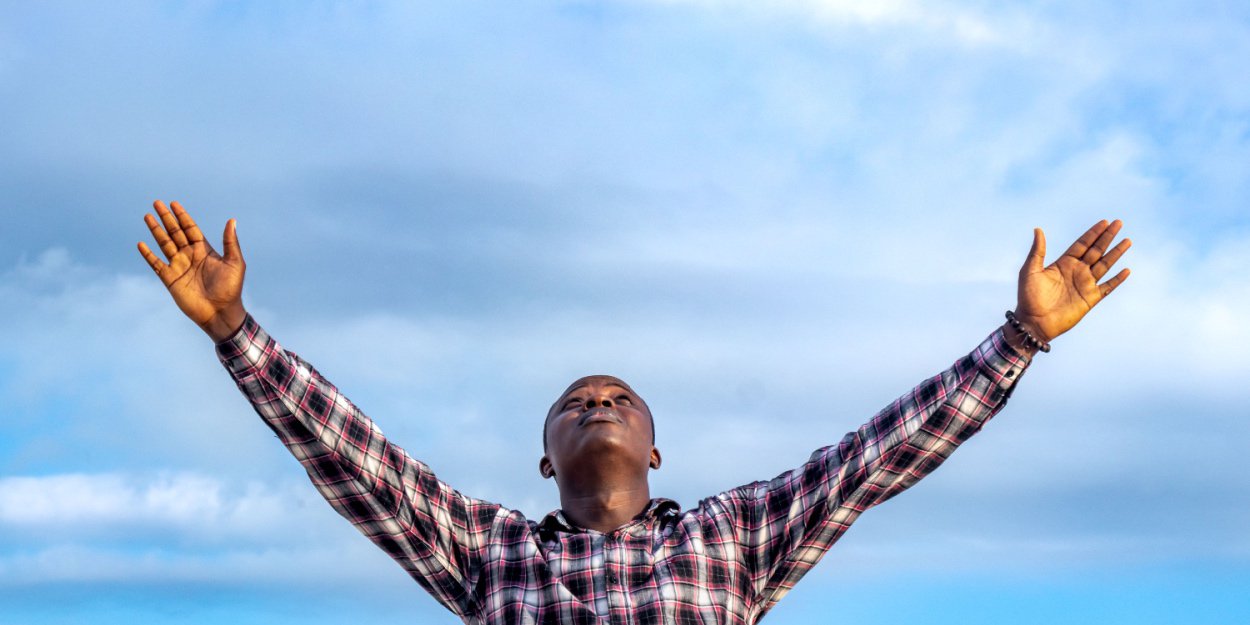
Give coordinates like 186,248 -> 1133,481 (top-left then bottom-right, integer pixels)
1014,312 -> 1051,343
201,301 -> 247,343
1001,321 -> 1040,358
1004,310 -> 1050,354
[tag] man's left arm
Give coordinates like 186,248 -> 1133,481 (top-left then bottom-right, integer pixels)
712,220 -> 1132,618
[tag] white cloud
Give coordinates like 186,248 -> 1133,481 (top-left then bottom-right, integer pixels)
0,469 -> 429,587
635,0 -> 1006,46
0,472 -> 326,544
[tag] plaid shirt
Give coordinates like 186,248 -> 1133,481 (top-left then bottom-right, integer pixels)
217,315 -> 1030,625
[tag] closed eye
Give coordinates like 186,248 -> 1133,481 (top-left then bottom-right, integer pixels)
615,395 -> 632,404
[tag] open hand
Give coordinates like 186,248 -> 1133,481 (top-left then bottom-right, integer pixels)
137,200 -> 247,341
1015,219 -> 1131,344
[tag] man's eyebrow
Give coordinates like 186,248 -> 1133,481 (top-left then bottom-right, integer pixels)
560,381 -> 635,398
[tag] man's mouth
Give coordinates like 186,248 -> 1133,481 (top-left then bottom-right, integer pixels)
579,408 -> 622,427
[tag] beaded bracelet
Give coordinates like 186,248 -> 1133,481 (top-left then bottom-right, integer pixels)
1005,310 -> 1051,353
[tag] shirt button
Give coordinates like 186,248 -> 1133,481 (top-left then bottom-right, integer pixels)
1006,369 -> 1016,378
607,572 -> 618,585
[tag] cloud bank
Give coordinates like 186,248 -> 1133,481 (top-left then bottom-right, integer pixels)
0,1 -> 1247,622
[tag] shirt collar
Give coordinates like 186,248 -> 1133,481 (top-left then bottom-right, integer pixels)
537,498 -> 681,535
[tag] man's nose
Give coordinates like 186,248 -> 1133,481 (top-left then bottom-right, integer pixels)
585,394 -> 614,409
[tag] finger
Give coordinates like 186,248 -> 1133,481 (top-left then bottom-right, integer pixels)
1062,219 -> 1109,260
1022,227 -> 1046,274
137,241 -> 169,277
222,218 -> 244,263
1081,219 -> 1122,264
1098,268 -> 1131,298
171,200 -> 206,244
144,213 -> 178,260
1091,237 -> 1132,280
155,200 -> 190,248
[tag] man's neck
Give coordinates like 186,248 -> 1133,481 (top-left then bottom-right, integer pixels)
558,483 -> 653,533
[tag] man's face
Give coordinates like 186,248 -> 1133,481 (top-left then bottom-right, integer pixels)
540,375 -> 659,480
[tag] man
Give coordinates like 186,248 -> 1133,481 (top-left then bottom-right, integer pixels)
137,200 -> 1130,624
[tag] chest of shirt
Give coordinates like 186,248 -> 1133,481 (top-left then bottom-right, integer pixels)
475,512 -> 754,625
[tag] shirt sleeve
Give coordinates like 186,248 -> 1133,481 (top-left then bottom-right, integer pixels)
215,314 -> 503,619
714,328 -> 1031,618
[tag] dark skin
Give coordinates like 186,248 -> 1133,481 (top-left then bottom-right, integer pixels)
139,201 -> 1132,534
540,375 -> 661,532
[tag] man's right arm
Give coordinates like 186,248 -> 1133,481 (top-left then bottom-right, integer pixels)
138,201 -> 502,619
215,315 -> 503,618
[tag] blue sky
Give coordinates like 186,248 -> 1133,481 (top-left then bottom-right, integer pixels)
1,1 -> 1248,623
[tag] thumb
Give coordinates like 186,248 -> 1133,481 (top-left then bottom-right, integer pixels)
1022,227 -> 1045,274
222,219 -> 244,263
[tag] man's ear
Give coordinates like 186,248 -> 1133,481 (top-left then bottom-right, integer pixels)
649,446 -> 662,470
539,456 -> 555,479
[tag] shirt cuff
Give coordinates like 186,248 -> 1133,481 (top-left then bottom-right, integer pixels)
977,327 -> 1032,400
214,313 -> 269,377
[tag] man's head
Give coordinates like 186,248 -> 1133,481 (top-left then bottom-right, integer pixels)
539,375 -> 661,483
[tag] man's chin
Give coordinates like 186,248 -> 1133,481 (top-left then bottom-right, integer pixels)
569,436 -> 642,461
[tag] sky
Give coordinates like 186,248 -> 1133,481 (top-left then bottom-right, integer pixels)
1,1 -> 1248,623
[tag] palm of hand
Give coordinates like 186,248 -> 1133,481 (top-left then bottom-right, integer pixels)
138,200 -> 246,329
1015,220 -> 1131,342
164,241 -> 243,326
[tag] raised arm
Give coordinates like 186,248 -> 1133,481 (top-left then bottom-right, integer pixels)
213,318 -> 502,618
137,202 -> 504,619
711,220 -> 1131,618
136,199 -> 247,341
